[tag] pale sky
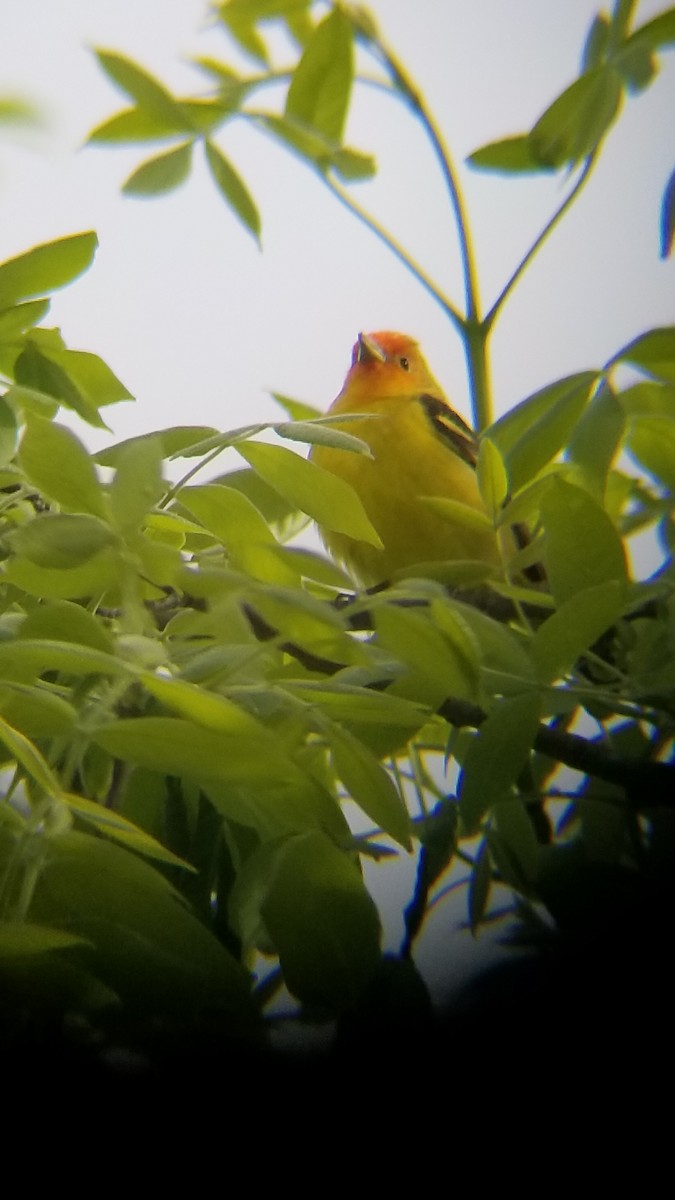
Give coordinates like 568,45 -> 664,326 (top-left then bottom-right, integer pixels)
2,0 -> 672,451
2,0 -> 673,1003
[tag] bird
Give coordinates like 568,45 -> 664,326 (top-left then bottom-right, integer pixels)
310,330 -> 531,589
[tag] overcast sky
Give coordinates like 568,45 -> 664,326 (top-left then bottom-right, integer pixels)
2,0 -> 672,439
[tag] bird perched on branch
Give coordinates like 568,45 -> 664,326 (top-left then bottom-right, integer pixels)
310,330 -> 534,590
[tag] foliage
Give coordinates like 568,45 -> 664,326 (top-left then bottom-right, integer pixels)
1,1 -> 674,1070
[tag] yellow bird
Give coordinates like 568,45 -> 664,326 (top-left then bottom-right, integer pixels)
310,330 -> 519,588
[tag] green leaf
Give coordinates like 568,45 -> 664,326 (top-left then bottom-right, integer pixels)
122,142 -> 193,196
531,581 -> 625,682
582,12 -> 611,71
110,437 -> 164,534
419,494 -> 493,533
611,327 -> 675,383
179,482 -> 274,547
0,396 -> 18,466
6,513 -> 117,569
622,9 -> 675,54
624,415 -> 675,490
62,792 -> 192,868
468,838 -> 491,935
19,599 -> 115,654
477,437 -> 508,521
204,141 -> 261,244
467,134 -> 553,174
261,830 -> 381,1011
0,638 -> 126,682
375,602 -> 480,707
0,299 -> 50,339
3,551 -> 120,601
271,392 -> 321,421
286,8 -> 353,143
488,799 -> 539,891
489,372 -> 597,492
0,924 -> 89,958
91,715 -> 343,840
566,383 -> 625,498
275,418 -> 373,456
0,681 -> 77,738
0,714 -> 64,796
88,105 -> 190,144
29,830 -> 258,1022
540,477 -> 628,604
94,50 -> 189,127
661,168 -> 675,259
0,232 -> 97,311
19,416 -> 107,516
458,692 -> 542,835
529,66 -> 622,167
325,722 -> 411,848
215,465 -> 304,540
237,440 -> 383,548
94,425 -> 218,467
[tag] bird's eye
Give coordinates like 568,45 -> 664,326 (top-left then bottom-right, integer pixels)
399,356 -> 410,371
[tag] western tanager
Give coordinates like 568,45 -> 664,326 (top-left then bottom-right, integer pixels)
311,331 -> 526,588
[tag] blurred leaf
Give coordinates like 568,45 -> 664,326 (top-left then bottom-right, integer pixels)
0,233 -> 97,311
459,692 -> 542,834
110,436 -> 164,534
467,134 -> 553,174
94,50 -> 189,127
271,392 -> 321,421
489,372 -> 597,492
0,924 -> 89,957
204,140 -> 261,244
14,343 -> 107,428
122,142 -> 193,195
661,167 -> 675,259
530,67 -> 622,167
612,327 -> 675,383
256,113 -> 373,180
622,9 -> 675,54
238,440 -> 383,548
0,681 -> 76,738
275,418 -> 373,456
91,715 -> 342,839
0,396 -> 18,466
19,599 -> 115,654
261,830 -> 381,1010
62,792 -> 192,868
19,417 -> 107,516
286,8 -> 353,143
489,798 -> 539,891
540,477 -> 628,604
214,465 -> 304,540
582,12 -> 611,71
531,580 -> 625,682
30,830 -> 257,1021
566,382 -> 625,498
180,482 -> 273,548
624,415 -> 675,490
95,425 -> 218,467
88,105 -> 190,144
325,722 -> 411,848
468,838 -> 491,935
477,437 -> 508,521
420,494 -> 493,533
375,602 -> 480,707
0,714 -> 64,796
0,299 -> 50,339
6,513 -> 117,569
3,551 -> 120,601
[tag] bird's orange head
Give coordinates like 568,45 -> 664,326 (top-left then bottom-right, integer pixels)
341,331 -> 442,400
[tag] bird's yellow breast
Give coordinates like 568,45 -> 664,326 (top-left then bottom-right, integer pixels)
311,392 -> 502,586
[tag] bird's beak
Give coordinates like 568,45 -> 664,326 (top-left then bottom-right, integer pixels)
356,332 -> 387,364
